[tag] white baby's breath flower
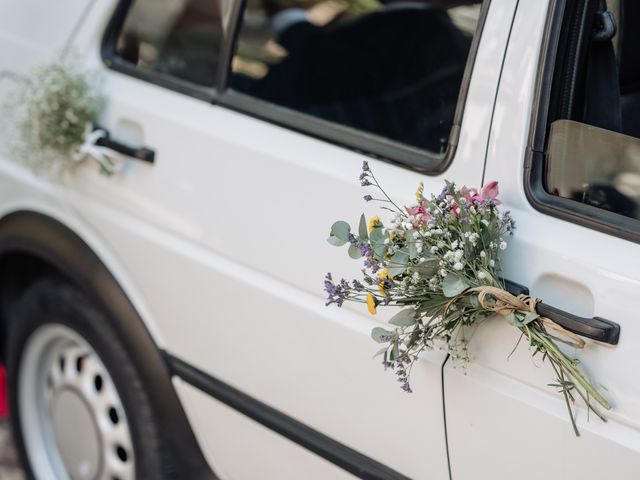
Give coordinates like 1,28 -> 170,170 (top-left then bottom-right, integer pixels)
478,271 -> 487,280
489,259 -> 496,267
440,269 -> 448,277
430,246 -> 438,254
480,250 -> 486,258
453,262 -> 463,271
499,241 -> 507,250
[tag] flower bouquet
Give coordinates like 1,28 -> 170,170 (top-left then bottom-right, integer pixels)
325,161 -> 610,435
2,60 -> 106,174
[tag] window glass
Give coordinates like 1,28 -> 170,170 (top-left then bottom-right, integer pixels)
545,0 -> 640,220
230,0 -> 483,154
114,0 -> 223,87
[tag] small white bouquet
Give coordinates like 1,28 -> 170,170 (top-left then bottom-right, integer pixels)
3,60 -> 104,174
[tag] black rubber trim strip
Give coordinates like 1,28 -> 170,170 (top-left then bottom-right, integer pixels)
0,211 -> 215,479
166,354 -> 411,480
525,0 -> 640,243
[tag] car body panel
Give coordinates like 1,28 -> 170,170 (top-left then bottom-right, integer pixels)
444,1 -> 640,478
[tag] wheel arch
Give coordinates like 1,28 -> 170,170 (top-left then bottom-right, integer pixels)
0,209 -> 214,479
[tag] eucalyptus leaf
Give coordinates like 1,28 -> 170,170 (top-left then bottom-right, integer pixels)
327,235 -> 347,247
331,221 -> 351,242
442,274 -> 469,297
359,214 -> 368,241
348,244 -> 362,259
389,308 -> 417,327
392,341 -> 399,360
412,259 -> 439,277
372,242 -> 388,261
369,227 -> 385,243
522,311 -> 539,325
387,250 -> 409,278
407,231 -> 418,260
372,347 -> 388,359
371,327 -> 394,343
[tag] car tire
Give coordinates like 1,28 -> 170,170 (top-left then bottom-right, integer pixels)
6,276 -> 167,480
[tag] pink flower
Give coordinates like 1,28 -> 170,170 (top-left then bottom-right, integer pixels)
479,181 -> 501,204
406,201 -> 429,223
460,186 -> 478,203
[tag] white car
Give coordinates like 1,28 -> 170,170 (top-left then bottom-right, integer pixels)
0,0 -> 638,479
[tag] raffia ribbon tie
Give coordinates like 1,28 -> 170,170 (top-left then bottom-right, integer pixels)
466,286 -> 585,349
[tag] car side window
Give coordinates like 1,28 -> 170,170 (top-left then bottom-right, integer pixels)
229,0 -> 484,154
112,0 -> 223,87
544,1 -> 640,220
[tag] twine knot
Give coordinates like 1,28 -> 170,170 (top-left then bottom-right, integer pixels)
466,286 -> 585,349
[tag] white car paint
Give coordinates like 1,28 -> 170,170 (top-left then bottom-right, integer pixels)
0,0 -> 637,479
445,1 -> 640,479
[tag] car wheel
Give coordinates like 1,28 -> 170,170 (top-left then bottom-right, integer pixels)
6,276 -> 166,480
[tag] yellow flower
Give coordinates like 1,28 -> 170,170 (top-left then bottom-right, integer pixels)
377,268 -> 391,280
416,181 -> 424,202
376,268 -> 392,296
366,292 -> 377,315
368,215 -> 380,233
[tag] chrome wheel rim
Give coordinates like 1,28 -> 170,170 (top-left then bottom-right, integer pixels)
18,324 -> 135,480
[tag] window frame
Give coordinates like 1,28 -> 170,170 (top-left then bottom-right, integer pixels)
217,0 -> 492,174
525,0 -> 640,243
101,0 -> 220,101
101,0 -> 491,174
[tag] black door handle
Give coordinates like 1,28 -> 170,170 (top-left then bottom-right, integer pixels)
503,280 -> 620,345
94,127 -> 155,163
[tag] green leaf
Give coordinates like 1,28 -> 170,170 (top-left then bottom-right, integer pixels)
371,327 -> 394,343
359,214 -> 368,241
392,341 -> 399,360
348,244 -> 362,259
387,250 -> 409,277
504,312 -> 517,326
331,221 -> 351,242
407,231 -> 418,260
442,274 -> 469,297
412,258 -> 439,277
470,293 -> 480,309
369,227 -> 385,243
372,242 -> 388,261
327,235 -> 347,247
389,308 -> 417,327
372,347 -> 387,359
522,311 -> 540,325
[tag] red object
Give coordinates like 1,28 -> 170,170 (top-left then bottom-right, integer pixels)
0,364 -> 8,419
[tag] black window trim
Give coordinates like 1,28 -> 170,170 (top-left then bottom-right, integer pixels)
525,0 -> 640,243
101,0 -> 491,174
218,0 -> 491,174
101,0 -> 218,102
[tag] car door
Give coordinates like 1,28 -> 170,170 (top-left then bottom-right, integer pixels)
444,1 -> 640,479
65,0 -> 515,478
